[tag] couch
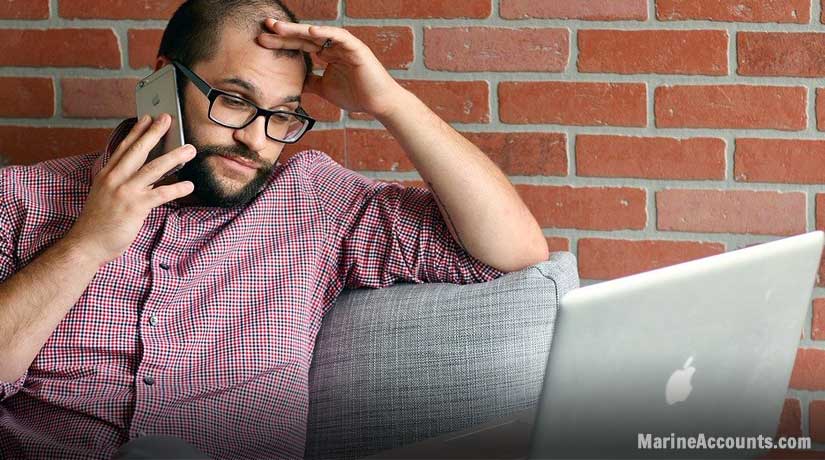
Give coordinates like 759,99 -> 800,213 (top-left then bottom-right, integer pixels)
304,251 -> 579,459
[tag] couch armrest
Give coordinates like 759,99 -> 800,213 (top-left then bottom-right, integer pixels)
305,252 -> 579,460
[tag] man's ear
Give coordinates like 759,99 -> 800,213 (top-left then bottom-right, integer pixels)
154,56 -> 171,71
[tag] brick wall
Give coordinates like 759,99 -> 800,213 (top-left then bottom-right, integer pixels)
1,0 -> 825,454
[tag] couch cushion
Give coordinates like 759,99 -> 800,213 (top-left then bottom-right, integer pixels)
305,252 -> 579,460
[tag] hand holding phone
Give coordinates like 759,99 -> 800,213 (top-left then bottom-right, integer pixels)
69,114 -> 197,264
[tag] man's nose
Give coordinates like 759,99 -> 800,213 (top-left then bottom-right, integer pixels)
233,115 -> 268,152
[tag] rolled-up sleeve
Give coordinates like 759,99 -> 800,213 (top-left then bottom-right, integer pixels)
307,152 -> 506,290
0,167 -> 25,401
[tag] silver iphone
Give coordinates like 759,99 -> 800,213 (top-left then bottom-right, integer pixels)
135,64 -> 187,184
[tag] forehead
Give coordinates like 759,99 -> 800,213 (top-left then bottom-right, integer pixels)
192,24 -> 306,102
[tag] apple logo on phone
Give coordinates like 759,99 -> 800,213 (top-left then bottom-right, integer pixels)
665,356 -> 695,405
152,94 -> 161,106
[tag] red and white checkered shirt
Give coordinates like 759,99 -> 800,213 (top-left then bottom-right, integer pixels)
0,118 -> 506,460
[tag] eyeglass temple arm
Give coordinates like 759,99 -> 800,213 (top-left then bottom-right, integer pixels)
171,60 -> 212,96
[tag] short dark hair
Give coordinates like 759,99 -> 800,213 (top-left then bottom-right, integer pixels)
158,0 -> 313,83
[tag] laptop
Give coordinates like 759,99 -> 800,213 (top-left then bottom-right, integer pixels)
367,231 -> 824,459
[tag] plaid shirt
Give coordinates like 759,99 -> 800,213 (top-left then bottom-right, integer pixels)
0,118 -> 506,460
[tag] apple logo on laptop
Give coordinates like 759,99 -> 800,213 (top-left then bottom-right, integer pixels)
666,356 -> 695,405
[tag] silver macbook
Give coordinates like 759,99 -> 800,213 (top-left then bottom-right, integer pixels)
369,231 -> 823,459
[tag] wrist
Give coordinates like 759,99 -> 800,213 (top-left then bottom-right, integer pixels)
57,233 -> 111,268
372,86 -> 416,124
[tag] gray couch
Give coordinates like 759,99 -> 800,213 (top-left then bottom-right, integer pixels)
305,252 -> 579,460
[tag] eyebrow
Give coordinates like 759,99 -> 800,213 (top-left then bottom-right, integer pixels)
219,77 -> 301,107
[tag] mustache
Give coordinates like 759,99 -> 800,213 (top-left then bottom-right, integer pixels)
198,144 -> 264,166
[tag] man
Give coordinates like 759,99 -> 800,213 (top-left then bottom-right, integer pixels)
0,0 -> 548,458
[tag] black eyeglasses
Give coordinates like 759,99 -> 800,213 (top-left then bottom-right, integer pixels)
171,60 -> 315,144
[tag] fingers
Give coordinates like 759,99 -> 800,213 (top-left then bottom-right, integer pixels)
108,114 -> 173,183
148,179 -> 195,208
263,19 -> 361,52
132,143 -> 197,187
102,114 -> 153,174
257,34 -> 322,53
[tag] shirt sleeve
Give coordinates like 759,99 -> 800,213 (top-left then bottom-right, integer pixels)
307,152 -> 507,290
0,168 -> 17,284
0,167 -> 26,401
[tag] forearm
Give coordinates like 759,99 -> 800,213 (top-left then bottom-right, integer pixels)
374,89 -> 548,272
0,236 -> 105,382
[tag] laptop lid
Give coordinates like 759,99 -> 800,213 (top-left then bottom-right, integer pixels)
528,231 -> 823,459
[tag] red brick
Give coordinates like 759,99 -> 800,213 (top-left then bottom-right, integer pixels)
517,185 -> 646,231
657,189 -> 806,236
500,82 -> 646,127
576,135 -> 725,180
404,79 -> 490,122
350,80 -> 489,124
345,129 -> 566,176
739,33 -> 825,77
425,27 -> 568,72
790,348 -> 825,390
345,129 -> 413,172
0,77 -> 54,118
812,299 -> 825,340
735,138 -> 825,184
547,237 -> 569,253
0,0 -> 49,19
345,26 -> 413,70
347,0 -> 491,18
62,78 -> 140,119
0,29 -> 120,69
395,179 -> 427,189
777,399 -> 803,438
655,85 -> 807,131
501,0 -> 646,20
578,238 -> 725,280
812,400 -> 825,443
280,129 -> 345,165
579,30 -> 728,76
129,29 -> 163,70
287,0 -> 339,20
59,0 -> 182,19
657,0 -> 810,23
0,126 -> 112,165
818,88 -> 825,131
301,93 -> 340,123
460,132 -> 567,176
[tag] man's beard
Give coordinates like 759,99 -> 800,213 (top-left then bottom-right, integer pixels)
175,120 -> 276,208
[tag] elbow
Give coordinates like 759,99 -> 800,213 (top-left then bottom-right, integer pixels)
493,244 -> 550,273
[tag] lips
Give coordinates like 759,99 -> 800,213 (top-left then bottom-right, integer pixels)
218,154 -> 259,169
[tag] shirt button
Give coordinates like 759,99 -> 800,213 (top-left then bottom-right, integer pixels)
143,375 -> 155,385
149,314 -> 159,326
159,263 -> 170,270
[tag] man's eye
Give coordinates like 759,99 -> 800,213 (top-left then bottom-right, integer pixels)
224,98 -> 246,107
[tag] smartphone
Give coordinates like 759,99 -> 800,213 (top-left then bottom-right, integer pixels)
135,64 -> 187,184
